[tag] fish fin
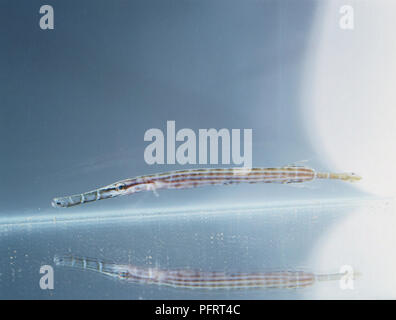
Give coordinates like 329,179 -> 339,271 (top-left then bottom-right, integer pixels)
287,182 -> 317,190
285,159 -> 311,167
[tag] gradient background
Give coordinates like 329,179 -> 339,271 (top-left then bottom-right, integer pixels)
1,0 -> 395,299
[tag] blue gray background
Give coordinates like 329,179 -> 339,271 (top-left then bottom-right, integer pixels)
0,0 -> 369,299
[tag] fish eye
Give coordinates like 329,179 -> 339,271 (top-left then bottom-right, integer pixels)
116,183 -> 125,191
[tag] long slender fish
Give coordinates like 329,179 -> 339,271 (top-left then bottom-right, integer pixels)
52,166 -> 361,208
54,255 -> 348,290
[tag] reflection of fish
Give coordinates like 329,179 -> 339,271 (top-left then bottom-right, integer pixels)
52,166 -> 362,208
54,255 -> 348,290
